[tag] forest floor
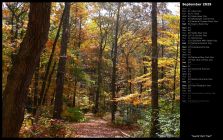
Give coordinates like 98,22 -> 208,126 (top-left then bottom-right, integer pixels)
64,113 -> 139,138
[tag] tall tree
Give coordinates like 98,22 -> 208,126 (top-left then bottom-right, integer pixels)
111,2 -> 121,123
39,7 -> 65,106
44,61 -> 57,105
94,9 -> 103,113
72,4 -> 83,107
73,78 -> 78,107
2,3 -> 51,137
53,2 -> 71,119
150,2 -> 160,137
93,4 -> 111,114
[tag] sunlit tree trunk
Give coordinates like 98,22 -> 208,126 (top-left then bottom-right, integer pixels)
73,79 -> 77,107
94,10 -> 103,114
150,2 -> 160,137
94,45 -> 103,114
53,2 -> 71,119
111,2 -> 121,123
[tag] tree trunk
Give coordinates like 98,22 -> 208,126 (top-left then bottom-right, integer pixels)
73,79 -> 77,107
94,10 -> 103,114
150,2 -> 160,138
39,7 -> 65,106
94,46 -> 103,114
111,3 -> 121,123
2,3 -> 51,137
51,89 -> 56,105
53,2 -> 70,119
129,68 -> 132,93
43,61 -> 57,105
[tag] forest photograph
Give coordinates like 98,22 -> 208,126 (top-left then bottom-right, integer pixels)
2,2 -> 180,138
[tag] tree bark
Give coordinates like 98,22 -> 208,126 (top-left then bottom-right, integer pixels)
73,79 -> 77,107
94,46 -> 103,114
111,3 -> 121,123
39,7 -> 65,106
94,10 -> 103,114
2,3 -> 51,137
150,2 -> 160,138
53,2 -> 70,119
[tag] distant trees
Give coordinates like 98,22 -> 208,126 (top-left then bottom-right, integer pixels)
2,3 -> 51,137
3,3 -> 29,65
69,3 -> 88,107
93,3 -> 114,114
5,3 -> 28,47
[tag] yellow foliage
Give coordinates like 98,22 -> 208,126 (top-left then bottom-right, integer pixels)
158,57 -> 175,68
144,80 -> 152,88
114,92 -> 151,106
114,92 -> 140,102
130,73 -> 151,84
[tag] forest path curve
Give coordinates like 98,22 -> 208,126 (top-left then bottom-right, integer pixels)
64,113 -> 138,138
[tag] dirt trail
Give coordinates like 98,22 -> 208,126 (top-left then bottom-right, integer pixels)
65,113 -> 138,138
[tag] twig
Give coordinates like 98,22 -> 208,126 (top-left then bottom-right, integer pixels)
120,131 -> 131,138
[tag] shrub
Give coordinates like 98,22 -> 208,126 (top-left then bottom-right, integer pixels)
62,107 -> 85,122
134,106 -> 180,138
20,115 -> 66,138
114,116 -> 124,125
